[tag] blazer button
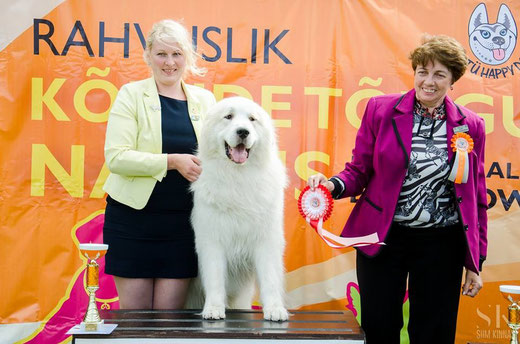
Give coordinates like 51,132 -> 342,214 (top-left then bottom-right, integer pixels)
457,196 -> 463,203
463,224 -> 469,231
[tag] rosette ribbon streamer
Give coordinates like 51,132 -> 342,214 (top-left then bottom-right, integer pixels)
448,133 -> 474,184
298,185 -> 382,248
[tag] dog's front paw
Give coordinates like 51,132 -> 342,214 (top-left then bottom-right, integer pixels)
263,306 -> 289,321
202,305 -> 226,320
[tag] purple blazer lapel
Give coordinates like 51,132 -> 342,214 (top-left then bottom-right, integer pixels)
389,91 -> 467,164
391,90 -> 415,169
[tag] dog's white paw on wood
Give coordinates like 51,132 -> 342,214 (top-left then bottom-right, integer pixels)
263,306 -> 289,321
201,305 -> 226,320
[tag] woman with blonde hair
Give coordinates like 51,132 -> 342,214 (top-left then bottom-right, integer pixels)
102,19 -> 216,309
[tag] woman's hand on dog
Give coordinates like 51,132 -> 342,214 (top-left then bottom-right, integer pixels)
307,173 -> 334,192
167,153 -> 202,182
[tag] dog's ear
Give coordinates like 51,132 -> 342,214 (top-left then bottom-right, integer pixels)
497,4 -> 517,37
469,3 -> 489,34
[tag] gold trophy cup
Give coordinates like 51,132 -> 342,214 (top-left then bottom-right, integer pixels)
500,285 -> 520,344
79,243 -> 108,332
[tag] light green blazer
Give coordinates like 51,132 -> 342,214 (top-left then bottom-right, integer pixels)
103,77 -> 216,209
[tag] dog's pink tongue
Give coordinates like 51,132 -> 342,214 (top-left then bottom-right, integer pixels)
230,145 -> 248,163
493,48 -> 505,60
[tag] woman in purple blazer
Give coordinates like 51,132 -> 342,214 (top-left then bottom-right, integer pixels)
308,35 -> 487,343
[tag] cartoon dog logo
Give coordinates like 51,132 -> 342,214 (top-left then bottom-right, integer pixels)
468,3 -> 517,65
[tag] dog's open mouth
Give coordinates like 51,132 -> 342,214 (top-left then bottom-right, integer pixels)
225,143 -> 250,164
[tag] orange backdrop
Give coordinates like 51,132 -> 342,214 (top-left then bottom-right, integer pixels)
0,1 -> 519,343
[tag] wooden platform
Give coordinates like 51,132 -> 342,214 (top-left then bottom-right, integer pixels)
72,309 -> 365,343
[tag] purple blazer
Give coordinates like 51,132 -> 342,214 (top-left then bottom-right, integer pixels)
334,89 -> 488,273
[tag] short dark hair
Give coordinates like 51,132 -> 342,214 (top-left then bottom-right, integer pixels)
409,34 -> 468,83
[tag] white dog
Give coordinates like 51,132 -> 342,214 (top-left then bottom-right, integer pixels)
188,96 -> 289,321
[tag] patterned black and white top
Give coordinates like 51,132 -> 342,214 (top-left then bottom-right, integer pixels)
392,101 -> 459,228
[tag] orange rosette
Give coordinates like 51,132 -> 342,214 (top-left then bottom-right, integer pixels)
450,132 -> 474,153
448,133 -> 474,184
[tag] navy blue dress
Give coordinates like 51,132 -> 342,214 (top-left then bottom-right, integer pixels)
103,95 -> 198,278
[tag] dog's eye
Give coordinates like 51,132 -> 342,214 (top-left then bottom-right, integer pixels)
500,29 -> 507,36
224,114 -> 233,120
480,30 -> 490,39
249,116 -> 256,122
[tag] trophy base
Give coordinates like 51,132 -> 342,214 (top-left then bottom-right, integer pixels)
67,321 -> 117,335
80,320 -> 104,332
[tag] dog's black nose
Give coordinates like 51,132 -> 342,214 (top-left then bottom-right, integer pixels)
237,129 -> 249,139
492,36 -> 505,45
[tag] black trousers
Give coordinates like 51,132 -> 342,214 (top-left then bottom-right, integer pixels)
356,222 -> 466,344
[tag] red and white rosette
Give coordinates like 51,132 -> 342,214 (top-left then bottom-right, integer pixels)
298,185 -> 382,248
298,184 -> 334,222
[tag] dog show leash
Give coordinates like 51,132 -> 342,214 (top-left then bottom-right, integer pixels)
298,185 -> 383,248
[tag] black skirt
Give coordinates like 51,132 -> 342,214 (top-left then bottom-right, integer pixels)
103,197 -> 198,278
